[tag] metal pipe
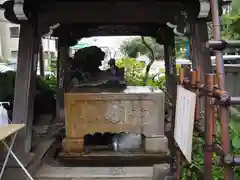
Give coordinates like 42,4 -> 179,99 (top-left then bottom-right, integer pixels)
213,144 -> 225,157
206,40 -> 240,50
233,156 -> 240,166
210,0 -> 225,88
194,123 -> 225,157
215,97 -> 240,106
175,150 -> 182,180
224,155 -> 240,166
212,75 -> 217,138
204,74 -> 214,180
210,0 -> 233,179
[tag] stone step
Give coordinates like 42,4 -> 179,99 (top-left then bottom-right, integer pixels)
37,178 -> 152,180
35,164 -> 170,180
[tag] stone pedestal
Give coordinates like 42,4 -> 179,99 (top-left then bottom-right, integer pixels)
144,135 -> 169,153
63,86 -> 165,154
152,164 -> 171,180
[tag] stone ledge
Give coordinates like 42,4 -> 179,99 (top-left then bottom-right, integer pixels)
35,165 -> 153,179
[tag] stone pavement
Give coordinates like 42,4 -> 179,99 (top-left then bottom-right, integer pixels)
34,164 -> 170,180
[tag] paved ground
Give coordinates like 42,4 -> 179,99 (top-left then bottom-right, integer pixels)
2,114 -> 170,180
34,164 -> 170,180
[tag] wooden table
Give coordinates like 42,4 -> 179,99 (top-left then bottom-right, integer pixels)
0,124 -> 34,180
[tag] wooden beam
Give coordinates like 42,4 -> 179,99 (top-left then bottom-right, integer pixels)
38,2 -> 187,24
188,20 -> 212,124
12,22 -> 38,154
162,28 -> 177,97
56,44 -> 69,120
39,40 -> 44,77
50,24 -> 164,38
189,20 -> 212,76
161,27 -> 177,175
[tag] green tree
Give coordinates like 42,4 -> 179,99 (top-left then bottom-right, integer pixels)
219,0 -> 240,53
231,14 -> 240,35
120,36 -> 187,59
223,0 -> 240,37
231,0 -> 240,15
175,37 -> 187,58
120,37 -> 164,60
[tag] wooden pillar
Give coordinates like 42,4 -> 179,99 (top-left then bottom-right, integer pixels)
161,27 -> 177,174
189,20 -> 212,80
39,39 -> 44,77
163,31 -> 177,96
188,20 -> 212,120
12,22 -> 38,155
56,43 -> 69,120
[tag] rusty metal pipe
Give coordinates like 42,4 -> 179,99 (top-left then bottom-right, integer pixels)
204,74 -> 215,180
194,123 -> 224,157
191,71 -> 197,86
212,75 -> 217,138
196,67 -> 201,88
210,0 -> 225,89
213,144 -> 225,157
175,150 -> 182,180
210,0 -> 233,178
179,68 -> 184,84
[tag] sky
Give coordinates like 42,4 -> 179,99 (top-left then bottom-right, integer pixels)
79,36 -> 137,50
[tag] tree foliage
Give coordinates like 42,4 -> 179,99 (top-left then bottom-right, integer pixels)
222,0 -> 240,39
116,58 -> 166,88
175,37 -> 187,58
120,36 -> 187,60
120,37 -> 164,60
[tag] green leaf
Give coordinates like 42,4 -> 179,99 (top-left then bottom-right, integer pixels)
232,136 -> 240,149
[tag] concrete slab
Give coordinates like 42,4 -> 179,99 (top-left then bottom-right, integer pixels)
35,165 -> 154,179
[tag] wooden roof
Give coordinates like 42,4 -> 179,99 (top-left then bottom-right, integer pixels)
3,0 -> 204,38
39,0 -> 201,38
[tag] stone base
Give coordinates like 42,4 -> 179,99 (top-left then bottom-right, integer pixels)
144,135 -> 169,153
62,138 -> 84,153
152,164 -> 171,180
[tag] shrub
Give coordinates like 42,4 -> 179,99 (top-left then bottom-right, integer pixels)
116,58 -> 166,89
117,58 -> 240,179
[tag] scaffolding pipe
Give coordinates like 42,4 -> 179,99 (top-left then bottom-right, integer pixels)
215,97 -> 240,106
210,0 -> 233,179
204,74 -> 214,179
233,156 -> 240,166
207,40 -> 240,50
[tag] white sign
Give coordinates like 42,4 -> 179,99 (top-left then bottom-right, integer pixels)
174,86 -> 196,163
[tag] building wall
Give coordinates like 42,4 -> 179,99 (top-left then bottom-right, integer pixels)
0,5 -> 57,63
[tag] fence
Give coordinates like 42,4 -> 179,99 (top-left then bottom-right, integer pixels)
213,64 -> 240,97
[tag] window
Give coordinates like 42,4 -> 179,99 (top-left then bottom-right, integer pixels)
11,51 -> 18,59
10,27 -> 20,38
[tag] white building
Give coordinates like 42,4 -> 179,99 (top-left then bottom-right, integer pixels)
0,0 -> 57,64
